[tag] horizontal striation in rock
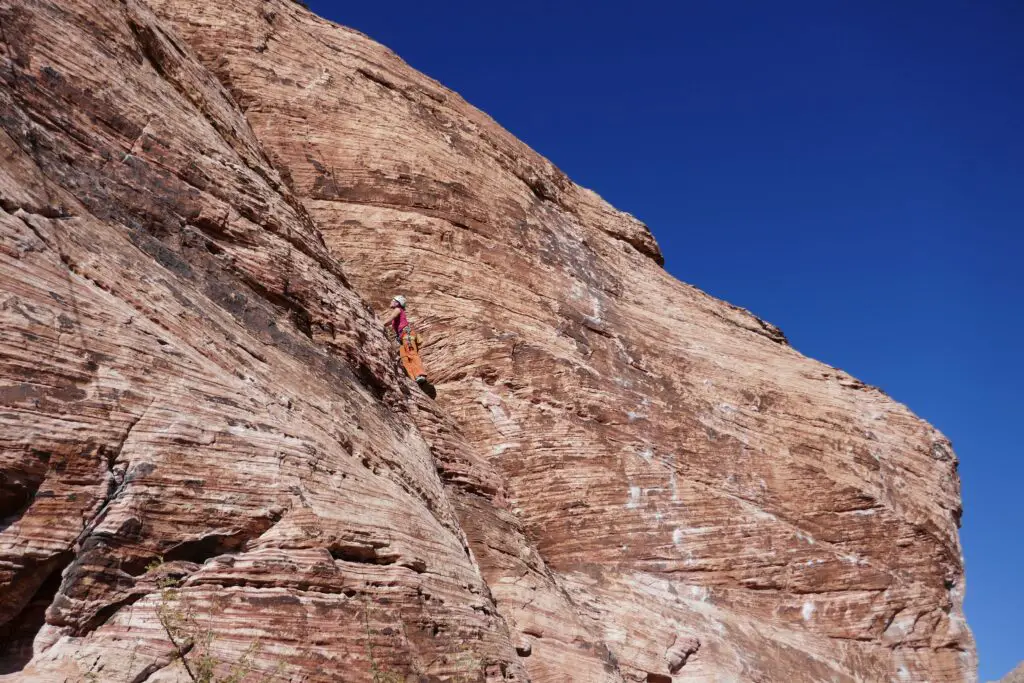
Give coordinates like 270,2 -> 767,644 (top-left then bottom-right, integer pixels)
0,0 -> 976,681
148,0 -> 976,680
0,0 -> 525,680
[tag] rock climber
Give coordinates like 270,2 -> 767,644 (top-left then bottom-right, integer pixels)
381,295 -> 429,387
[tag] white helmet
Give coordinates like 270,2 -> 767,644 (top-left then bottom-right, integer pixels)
391,295 -> 407,308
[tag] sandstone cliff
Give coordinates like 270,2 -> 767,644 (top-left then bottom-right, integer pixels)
0,1 -> 975,681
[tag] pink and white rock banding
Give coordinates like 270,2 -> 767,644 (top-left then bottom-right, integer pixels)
0,0 -> 974,681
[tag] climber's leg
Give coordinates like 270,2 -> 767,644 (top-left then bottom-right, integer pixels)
399,332 -> 427,382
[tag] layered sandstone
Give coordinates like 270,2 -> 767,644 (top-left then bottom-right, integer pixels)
0,0 -> 974,681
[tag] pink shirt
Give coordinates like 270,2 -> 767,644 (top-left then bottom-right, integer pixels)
391,308 -> 409,339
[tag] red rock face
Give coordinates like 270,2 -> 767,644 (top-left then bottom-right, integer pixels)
0,0 -> 974,681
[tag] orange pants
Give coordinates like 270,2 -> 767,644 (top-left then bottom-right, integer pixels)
399,331 -> 426,380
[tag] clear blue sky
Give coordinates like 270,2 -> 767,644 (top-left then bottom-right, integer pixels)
306,1 -> 1022,678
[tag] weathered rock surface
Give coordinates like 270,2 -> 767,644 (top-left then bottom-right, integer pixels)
0,0 -> 975,681
0,1 -> 524,680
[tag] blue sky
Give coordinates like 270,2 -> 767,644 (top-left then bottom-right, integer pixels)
307,1 -> 1023,678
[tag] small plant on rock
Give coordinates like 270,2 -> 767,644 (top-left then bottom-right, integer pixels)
150,559 -> 283,683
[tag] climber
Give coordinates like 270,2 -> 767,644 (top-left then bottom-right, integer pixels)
381,295 -> 429,387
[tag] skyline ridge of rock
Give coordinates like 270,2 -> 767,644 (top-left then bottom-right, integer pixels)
0,0 -> 974,680
994,662 -> 1024,683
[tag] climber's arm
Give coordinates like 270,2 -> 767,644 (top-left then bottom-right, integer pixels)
380,307 -> 400,327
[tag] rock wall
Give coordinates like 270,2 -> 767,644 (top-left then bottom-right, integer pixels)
0,0 -> 975,681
